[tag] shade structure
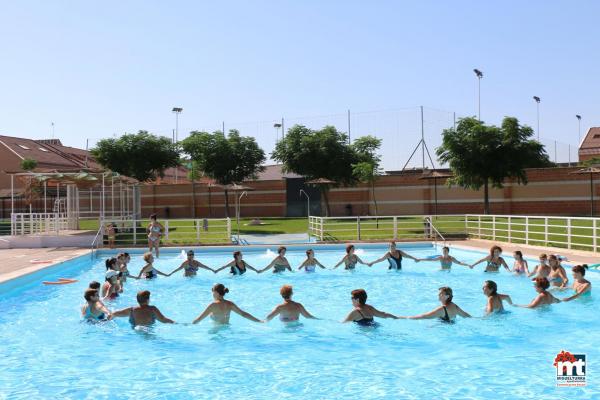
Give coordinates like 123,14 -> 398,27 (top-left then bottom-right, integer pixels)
570,167 -> 600,217
222,183 -> 254,192
419,170 -> 453,216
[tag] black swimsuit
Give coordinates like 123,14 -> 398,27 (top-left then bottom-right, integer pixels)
354,309 -> 376,326
231,262 -> 247,275
440,306 -> 453,323
389,252 -> 402,270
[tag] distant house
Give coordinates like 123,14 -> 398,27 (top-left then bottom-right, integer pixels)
578,127 -> 600,162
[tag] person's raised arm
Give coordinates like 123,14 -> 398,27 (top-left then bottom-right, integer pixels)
168,262 -> 186,277
230,302 -> 263,323
315,258 -> 327,269
332,256 -> 347,269
417,256 -> 441,263
451,256 -> 470,267
297,259 -> 308,270
111,307 -> 133,318
355,256 -> 369,266
370,306 -> 398,319
470,256 -> 489,269
299,304 -> 318,319
244,262 -> 260,273
259,258 -> 277,273
154,268 -> 170,277
368,253 -> 389,267
136,265 -> 148,279
342,310 -> 358,323
516,294 -> 544,308
563,283 -> 591,302
265,305 -> 282,322
455,304 -> 471,318
399,306 -> 443,320
196,261 -> 215,273
214,261 -> 234,274
192,303 -> 214,324
152,306 -> 175,324
399,250 -> 419,262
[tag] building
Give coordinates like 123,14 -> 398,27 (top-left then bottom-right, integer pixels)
578,127 -> 600,162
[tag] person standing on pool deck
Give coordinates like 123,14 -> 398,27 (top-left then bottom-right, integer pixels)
298,249 -> 326,272
333,245 -> 369,270
168,250 -> 215,277
146,214 -> 164,258
82,289 -> 111,321
136,252 -> 169,279
342,289 -> 399,325
547,255 -> 568,288
260,246 -> 292,273
562,265 -> 592,301
482,280 -> 513,314
511,251 -> 530,276
192,284 -> 263,325
527,253 -> 550,279
265,285 -> 318,323
112,290 -> 175,326
416,246 -> 469,270
398,287 -> 471,322
214,251 -> 260,275
514,277 -> 561,308
368,241 -> 420,270
470,246 -> 510,272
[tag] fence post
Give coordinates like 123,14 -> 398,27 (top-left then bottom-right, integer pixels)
320,218 -> 324,241
507,216 -> 511,243
492,216 -> 496,241
544,217 -> 548,245
357,216 -> 361,240
393,217 -> 398,240
133,218 -> 137,245
165,220 -> 169,240
567,218 -> 572,249
227,218 -> 232,240
525,216 -> 529,245
196,219 -> 201,242
478,215 -> 481,238
594,219 -> 597,253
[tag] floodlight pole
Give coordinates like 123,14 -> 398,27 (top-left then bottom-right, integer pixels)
533,96 -> 541,140
576,115 -> 582,144
237,191 -> 247,243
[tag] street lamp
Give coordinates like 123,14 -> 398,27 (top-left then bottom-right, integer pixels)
576,115 -> 582,144
274,123 -> 282,141
299,189 -> 311,216
172,107 -> 183,183
473,69 -> 483,121
532,96 -> 540,140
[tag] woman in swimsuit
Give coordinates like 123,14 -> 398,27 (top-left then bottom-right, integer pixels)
192,284 -> 263,325
105,257 -> 124,291
369,241 -> 419,270
136,252 -> 169,279
106,222 -> 116,249
146,214 -> 164,258
298,249 -> 326,272
547,255 -> 568,288
112,290 -> 175,326
417,246 -> 469,270
562,265 -> 592,301
116,252 -> 137,283
265,285 -> 318,323
214,251 -> 260,275
102,270 -> 122,300
514,277 -> 561,308
169,250 -> 214,277
398,287 -> 471,322
342,289 -> 399,325
482,280 -> 513,314
527,253 -> 550,279
333,245 -> 369,270
81,289 -> 111,321
260,246 -> 292,273
512,251 -> 530,276
470,245 -> 511,272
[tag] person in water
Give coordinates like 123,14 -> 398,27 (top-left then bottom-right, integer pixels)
192,284 -> 263,325
265,285 -> 318,323
214,251 -> 260,275
514,277 -> 560,308
136,252 -> 169,279
260,246 -> 292,273
333,245 -> 369,270
169,250 -> 215,277
81,289 -> 111,322
512,251 -> 530,276
369,241 -> 420,270
342,289 -> 399,325
528,253 -> 550,279
482,280 -> 513,314
112,290 -> 175,326
562,265 -> 592,302
102,270 -> 122,300
547,255 -> 568,288
417,246 -> 469,270
146,214 -> 164,258
117,252 -> 137,283
398,287 -> 471,322
298,249 -> 326,272
470,246 -> 510,272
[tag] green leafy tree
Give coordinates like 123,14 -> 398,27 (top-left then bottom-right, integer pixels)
20,158 -> 39,205
351,136 -> 383,216
436,117 -> 551,214
272,125 -> 360,216
20,158 -> 38,171
91,131 -> 180,182
181,129 -> 265,217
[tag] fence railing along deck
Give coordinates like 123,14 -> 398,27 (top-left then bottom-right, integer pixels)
11,213 -> 69,235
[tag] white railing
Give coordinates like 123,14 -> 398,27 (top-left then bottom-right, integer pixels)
11,213 -> 68,235
465,214 -> 600,253
308,215 -> 466,242
90,225 -> 104,259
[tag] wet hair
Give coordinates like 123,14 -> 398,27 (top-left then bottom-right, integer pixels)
389,241 -> 396,247
105,257 -> 118,270
489,246 -> 502,257
351,289 -> 367,305
439,287 -> 453,304
143,252 -> 153,263
150,214 -> 157,221
442,246 -> 449,252
572,265 -> 587,276
187,250 -> 194,256
123,252 -> 130,258
306,249 -> 313,257
484,280 -> 498,295
539,253 -> 547,259
535,277 -> 550,290
213,283 -> 229,297
280,285 -> 293,299
278,246 -> 287,255
233,250 -> 242,260
89,281 -> 101,290
84,289 -> 98,301
548,255 -> 558,265
514,251 -> 523,260
346,244 -> 355,254
137,290 -> 151,304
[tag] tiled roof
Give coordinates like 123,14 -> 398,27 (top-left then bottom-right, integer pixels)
579,127 -> 600,150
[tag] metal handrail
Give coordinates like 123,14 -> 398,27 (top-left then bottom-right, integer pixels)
426,217 -> 446,245
90,225 -> 104,259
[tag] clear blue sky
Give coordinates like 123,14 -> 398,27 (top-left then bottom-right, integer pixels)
1,1 -> 598,170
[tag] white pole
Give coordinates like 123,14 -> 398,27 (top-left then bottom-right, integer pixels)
111,175 -> 114,219
101,173 -> 105,219
10,174 -> 14,216
43,181 -> 47,213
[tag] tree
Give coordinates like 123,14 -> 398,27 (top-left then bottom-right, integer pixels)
181,129 -> 265,217
91,131 -> 180,182
20,158 -> 38,171
272,125 -> 360,216
351,136 -> 383,216
20,158 -> 38,206
436,117 -> 552,214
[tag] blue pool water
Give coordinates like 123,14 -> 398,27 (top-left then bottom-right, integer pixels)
0,244 -> 598,399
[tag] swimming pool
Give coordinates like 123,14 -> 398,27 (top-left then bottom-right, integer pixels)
0,244 -> 597,399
